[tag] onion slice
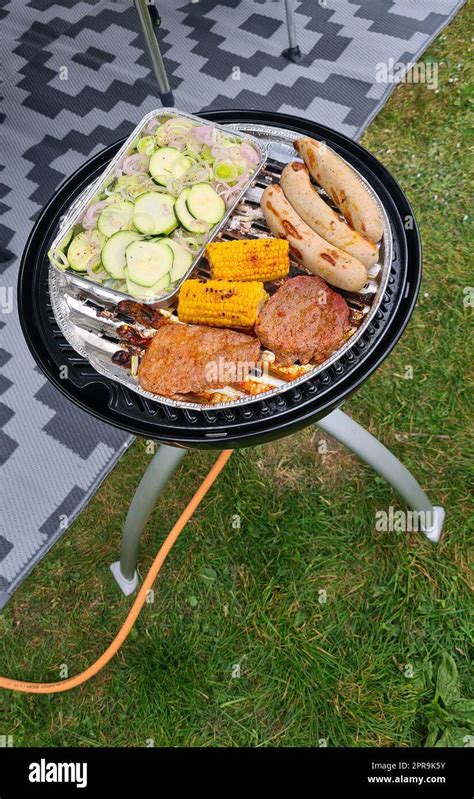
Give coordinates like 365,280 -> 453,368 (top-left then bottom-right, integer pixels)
145,117 -> 160,133
48,248 -> 69,271
81,201 -> 107,229
122,153 -> 149,175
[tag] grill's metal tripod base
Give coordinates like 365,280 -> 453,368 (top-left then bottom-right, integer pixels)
316,410 -> 445,543
110,444 -> 186,593
110,411 -> 445,594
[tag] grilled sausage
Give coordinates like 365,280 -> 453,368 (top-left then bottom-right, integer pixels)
294,138 -> 384,243
280,162 -> 378,267
261,184 -> 368,292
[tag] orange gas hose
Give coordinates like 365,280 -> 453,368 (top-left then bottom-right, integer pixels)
0,449 -> 233,694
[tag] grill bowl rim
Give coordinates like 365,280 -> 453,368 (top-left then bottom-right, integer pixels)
18,112 -> 422,448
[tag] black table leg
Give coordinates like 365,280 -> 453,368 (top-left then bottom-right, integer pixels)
135,0 -> 174,105
282,0 -> 303,62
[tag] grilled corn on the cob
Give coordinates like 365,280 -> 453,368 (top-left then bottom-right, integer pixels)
207,238 -> 290,282
178,279 -> 268,328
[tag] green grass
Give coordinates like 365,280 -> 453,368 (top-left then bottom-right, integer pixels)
1,7 -> 472,747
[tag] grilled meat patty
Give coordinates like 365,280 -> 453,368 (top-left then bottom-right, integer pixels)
138,323 -> 261,397
255,275 -> 351,365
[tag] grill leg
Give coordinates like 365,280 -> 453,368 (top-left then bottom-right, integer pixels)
316,409 -> 445,542
110,444 -> 187,595
134,0 -> 174,105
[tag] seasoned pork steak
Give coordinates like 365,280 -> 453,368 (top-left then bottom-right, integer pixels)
138,323 -> 261,396
255,275 -> 351,365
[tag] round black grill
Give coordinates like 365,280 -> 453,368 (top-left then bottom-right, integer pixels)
18,111 -> 421,448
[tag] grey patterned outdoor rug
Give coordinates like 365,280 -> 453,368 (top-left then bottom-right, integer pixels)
0,0 -> 465,607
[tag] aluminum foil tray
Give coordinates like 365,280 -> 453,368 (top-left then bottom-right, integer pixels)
49,123 -> 393,412
48,108 -> 268,307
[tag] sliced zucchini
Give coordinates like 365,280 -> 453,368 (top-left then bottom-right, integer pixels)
133,192 -> 177,235
186,183 -> 225,225
58,228 -> 73,252
125,240 -> 173,287
104,191 -> 124,205
175,188 -> 208,234
149,147 -> 181,185
97,201 -> 134,237
67,230 -> 105,272
102,230 -> 141,279
161,238 -> 193,282
125,269 -> 171,300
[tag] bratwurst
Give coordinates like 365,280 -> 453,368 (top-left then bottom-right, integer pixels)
294,138 -> 384,243
261,184 -> 368,292
280,162 -> 378,267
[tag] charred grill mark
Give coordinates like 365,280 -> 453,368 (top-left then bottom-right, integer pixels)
204,286 -> 237,299
282,220 -> 302,239
266,201 -> 280,218
289,245 -> 303,260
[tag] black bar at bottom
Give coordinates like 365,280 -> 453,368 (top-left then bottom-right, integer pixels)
0,746 -> 470,796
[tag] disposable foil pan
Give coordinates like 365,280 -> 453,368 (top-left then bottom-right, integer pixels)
48,108 -> 268,308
